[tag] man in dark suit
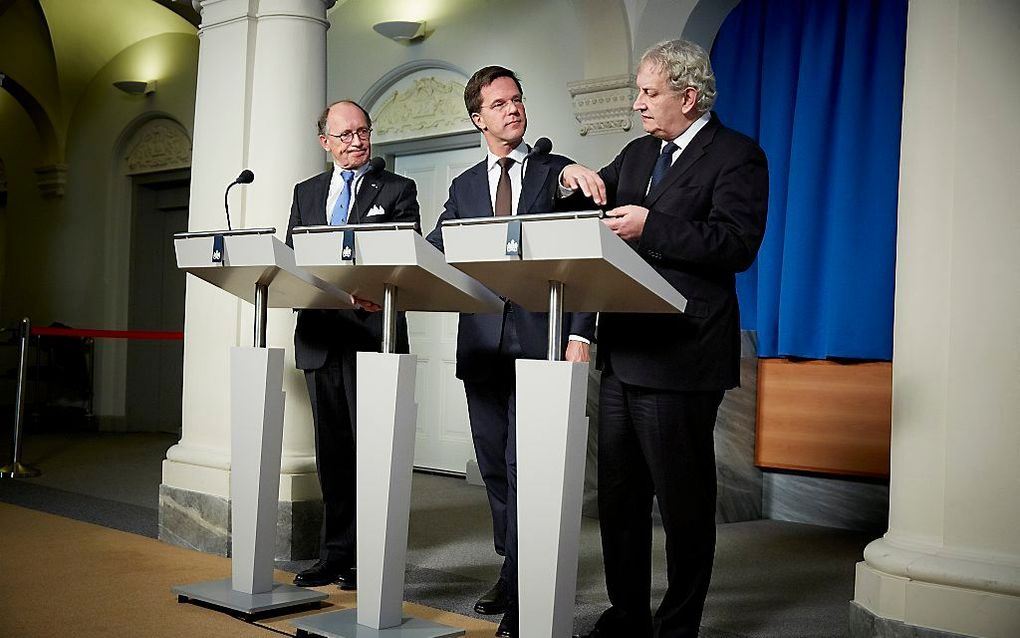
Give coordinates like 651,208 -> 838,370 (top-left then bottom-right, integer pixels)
285,100 -> 420,589
562,40 -> 769,638
425,66 -> 595,638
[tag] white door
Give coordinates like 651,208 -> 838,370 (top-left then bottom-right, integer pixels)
394,146 -> 482,474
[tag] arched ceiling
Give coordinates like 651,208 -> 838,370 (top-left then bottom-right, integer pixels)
0,0 -> 197,162
37,0 -> 195,118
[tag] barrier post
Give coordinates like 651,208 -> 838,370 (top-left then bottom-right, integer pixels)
1,317 -> 41,479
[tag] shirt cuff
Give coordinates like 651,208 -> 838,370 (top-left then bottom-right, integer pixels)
556,168 -> 577,198
567,335 -> 590,345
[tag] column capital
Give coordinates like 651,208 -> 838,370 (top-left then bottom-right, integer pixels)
566,74 -> 636,136
192,0 -> 335,27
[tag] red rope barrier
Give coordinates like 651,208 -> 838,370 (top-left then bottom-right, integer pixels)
30,327 -> 184,341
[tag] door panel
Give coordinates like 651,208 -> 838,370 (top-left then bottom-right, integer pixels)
394,146 -> 481,473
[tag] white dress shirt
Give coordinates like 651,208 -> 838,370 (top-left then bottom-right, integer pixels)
324,163 -> 370,222
649,111 -> 712,191
485,142 -> 530,216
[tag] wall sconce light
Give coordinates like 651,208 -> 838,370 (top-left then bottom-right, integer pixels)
113,80 -> 157,96
372,20 -> 428,42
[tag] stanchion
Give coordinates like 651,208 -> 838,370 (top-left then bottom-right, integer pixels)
1,317 -> 42,479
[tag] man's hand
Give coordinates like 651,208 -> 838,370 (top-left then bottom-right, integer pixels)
565,341 -> 591,363
560,164 -> 607,206
602,205 -> 649,242
353,295 -> 382,312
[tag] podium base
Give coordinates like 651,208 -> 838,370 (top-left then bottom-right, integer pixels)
291,609 -> 464,638
173,578 -> 327,616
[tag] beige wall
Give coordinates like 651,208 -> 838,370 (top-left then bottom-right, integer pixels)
322,0 -> 641,178
0,30 -> 198,420
0,90 -> 59,322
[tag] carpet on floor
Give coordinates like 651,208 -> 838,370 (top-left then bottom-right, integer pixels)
0,502 -> 498,638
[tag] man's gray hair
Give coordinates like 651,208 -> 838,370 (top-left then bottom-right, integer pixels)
640,39 -> 717,114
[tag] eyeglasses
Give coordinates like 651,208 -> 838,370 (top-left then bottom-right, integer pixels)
482,96 -> 525,112
325,127 -> 372,144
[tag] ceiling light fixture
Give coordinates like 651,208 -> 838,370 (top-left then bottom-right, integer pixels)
372,20 -> 428,42
113,80 -> 157,96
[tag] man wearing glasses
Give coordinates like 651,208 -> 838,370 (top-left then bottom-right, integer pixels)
285,100 -> 420,590
426,67 -> 595,638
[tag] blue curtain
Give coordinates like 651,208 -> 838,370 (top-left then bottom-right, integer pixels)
710,0 -> 907,360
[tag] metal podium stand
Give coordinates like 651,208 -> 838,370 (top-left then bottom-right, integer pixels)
288,222 -> 502,638
441,211 -> 688,638
170,228 -> 350,615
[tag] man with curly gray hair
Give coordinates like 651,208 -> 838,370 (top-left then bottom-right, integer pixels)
563,39 -> 769,638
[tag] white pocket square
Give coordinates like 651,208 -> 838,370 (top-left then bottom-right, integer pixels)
366,205 -> 386,217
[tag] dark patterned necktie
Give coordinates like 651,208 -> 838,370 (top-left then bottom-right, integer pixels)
649,142 -> 678,190
495,157 -> 515,216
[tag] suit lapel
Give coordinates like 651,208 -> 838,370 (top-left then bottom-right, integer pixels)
518,156 -> 552,214
644,118 -> 718,207
350,172 -> 382,224
467,161 -> 494,217
307,170 -> 332,225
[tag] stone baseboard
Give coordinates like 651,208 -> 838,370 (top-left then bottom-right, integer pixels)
849,602 -> 973,638
158,484 -> 322,560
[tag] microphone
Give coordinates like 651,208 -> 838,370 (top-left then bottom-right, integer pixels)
224,169 -> 255,231
368,156 -> 386,173
522,137 -> 552,178
528,137 -> 552,157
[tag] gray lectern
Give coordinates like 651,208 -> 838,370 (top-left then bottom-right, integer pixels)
441,211 -> 687,638
171,228 -> 351,615
288,222 -> 502,638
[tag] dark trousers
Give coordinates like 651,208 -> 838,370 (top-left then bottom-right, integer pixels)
597,367 -> 724,638
461,307 -> 524,596
304,347 -> 358,566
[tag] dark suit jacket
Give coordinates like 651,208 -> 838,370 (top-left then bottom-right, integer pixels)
286,166 -> 420,371
426,151 -> 596,382
596,114 -> 768,391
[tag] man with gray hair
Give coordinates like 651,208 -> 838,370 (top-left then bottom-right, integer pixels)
562,40 -> 768,637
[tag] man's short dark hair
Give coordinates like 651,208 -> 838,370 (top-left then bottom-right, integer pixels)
317,100 -> 372,136
463,66 -> 523,117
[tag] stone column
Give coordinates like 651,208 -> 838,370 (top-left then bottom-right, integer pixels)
851,2 -> 1020,637
160,0 -> 334,560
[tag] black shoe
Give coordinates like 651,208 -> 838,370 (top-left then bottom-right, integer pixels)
575,607 -> 650,638
495,604 -> 518,638
293,560 -> 344,587
336,566 -> 357,591
474,579 -> 510,615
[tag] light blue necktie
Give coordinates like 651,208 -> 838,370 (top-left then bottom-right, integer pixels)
649,141 -> 678,190
329,170 -> 355,225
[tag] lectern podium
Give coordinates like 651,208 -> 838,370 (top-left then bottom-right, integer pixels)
441,211 -> 687,638
170,228 -> 350,615
288,223 -> 502,638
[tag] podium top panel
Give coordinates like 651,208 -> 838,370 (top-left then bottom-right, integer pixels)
292,228 -> 503,313
441,210 -> 602,227
175,232 -> 353,309
294,221 -> 418,234
174,227 -> 277,239
442,214 -> 687,313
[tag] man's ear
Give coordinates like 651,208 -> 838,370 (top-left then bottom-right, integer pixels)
318,135 -> 330,152
471,112 -> 486,131
681,88 -> 699,116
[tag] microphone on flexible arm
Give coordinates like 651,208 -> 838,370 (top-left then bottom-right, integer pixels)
223,169 -> 255,231
522,136 -> 552,178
